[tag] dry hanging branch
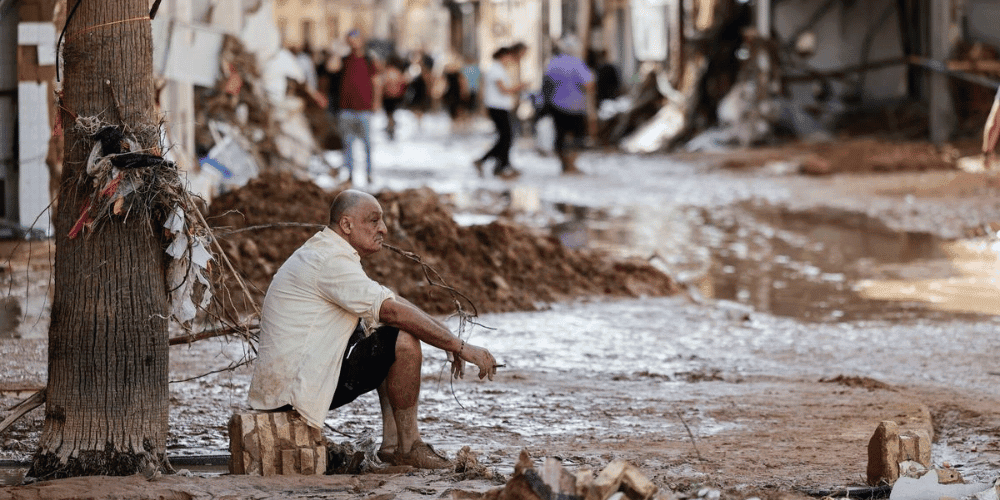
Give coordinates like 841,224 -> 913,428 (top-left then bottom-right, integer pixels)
0,390 -> 46,437
380,242 -> 489,338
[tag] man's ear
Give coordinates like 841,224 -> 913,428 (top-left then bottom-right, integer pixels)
338,216 -> 352,234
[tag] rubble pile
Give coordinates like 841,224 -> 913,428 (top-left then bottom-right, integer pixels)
193,36 -> 282,171
456,451 -> 676,500
208,173 -> 680,314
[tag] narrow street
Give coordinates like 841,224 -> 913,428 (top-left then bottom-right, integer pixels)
4,111 -> 1000,498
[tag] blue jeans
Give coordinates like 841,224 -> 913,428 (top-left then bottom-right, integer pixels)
338,109 -> 373,179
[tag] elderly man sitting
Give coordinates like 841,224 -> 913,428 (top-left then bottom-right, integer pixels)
249,189 -> 498,469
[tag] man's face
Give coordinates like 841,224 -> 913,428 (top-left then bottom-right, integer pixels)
345,198 -> 387,256
347,34 -> 363,53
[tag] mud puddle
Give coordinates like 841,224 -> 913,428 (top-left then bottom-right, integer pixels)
548,201 -> 996,322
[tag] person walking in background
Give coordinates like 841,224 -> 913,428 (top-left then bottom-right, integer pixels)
338,29 -> 380,185
405,51 -> 434,131
382,54 -> 408,141
442,54 -> 470,133
543,36 -> 594,175
474,46 -> 526,179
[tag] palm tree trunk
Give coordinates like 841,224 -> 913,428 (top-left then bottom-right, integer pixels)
29,0 -> 170,478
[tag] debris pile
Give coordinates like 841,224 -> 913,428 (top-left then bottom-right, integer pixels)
207,173 -> 680,314
457,451 -> 674,500
191,21 -> 331,204
193,36 -> 283,177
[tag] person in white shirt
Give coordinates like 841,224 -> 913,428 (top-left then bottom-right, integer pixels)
474,46 -> 527,179
249,190 -> 498,469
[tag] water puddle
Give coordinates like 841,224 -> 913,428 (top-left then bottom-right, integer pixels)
549,201 -> 998,322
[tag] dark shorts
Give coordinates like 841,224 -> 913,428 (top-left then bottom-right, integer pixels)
329,323 -> 399,410
551,107 -> 588,152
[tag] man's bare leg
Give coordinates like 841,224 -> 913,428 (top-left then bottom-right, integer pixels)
384,331 -> 423,453
376,382 -> 398,457
381,331 -> 450,468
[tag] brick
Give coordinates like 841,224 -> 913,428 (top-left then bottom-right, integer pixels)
867,421 -> 901,486
899,430 -> 931,468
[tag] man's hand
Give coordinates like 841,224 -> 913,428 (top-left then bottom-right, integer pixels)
449,352 -> 465,379
455,342 -> 497,381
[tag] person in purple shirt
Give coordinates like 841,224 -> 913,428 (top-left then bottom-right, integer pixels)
542,36 -> 594,175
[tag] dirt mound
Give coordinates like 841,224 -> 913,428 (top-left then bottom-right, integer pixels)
718,138 -> 958,175
207,173 -> 680,315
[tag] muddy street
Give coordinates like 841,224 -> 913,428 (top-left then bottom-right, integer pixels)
4,113 -> 1000,498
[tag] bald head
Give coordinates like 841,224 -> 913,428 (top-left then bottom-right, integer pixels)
329,190 -> 387,256
329,189 -> 375,227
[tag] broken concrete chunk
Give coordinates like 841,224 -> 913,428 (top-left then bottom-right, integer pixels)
936,467 -> 964,485
593,459 -> 658,500
888,470 -> 990,500
898,460 -> 928,479
867,420 -> 901,486
594,460 -> 628,499
487,452 -> 665,500
621,464 -> 658,500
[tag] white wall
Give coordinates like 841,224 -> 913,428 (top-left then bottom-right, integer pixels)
773,0 -> 906,105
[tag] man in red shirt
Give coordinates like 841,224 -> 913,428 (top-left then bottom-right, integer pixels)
338,29 -> 380,184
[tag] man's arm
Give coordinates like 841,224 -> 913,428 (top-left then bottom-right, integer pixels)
378,297 -> 497,380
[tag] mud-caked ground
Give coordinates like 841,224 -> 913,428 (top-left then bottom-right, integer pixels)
4,114 -> 1000,499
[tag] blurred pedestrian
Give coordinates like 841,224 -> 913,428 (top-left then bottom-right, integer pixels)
405,51 -> 434,131
589,49 -> 622,107
442,54 -> 470,133
382,54 -> 408,140
474,46 -> 526,179
325,48 -> 344,115
338,29 -> 380,184
543,36 -> 593,175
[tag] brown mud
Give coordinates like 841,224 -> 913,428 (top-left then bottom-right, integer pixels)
208,172 -> 680,315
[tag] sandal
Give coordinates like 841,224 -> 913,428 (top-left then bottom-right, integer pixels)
387,442 -> 451,469
376,448 -> 395,463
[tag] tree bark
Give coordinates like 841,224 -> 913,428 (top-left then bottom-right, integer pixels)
29,0 -> 170,478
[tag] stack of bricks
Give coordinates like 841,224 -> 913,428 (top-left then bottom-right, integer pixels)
229,411 -> 328,476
